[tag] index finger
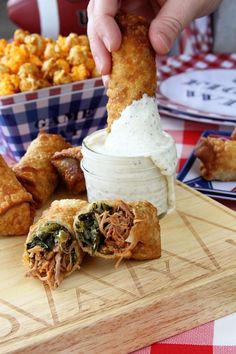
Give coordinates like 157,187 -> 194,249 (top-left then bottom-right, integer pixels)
92,0 -> 121,51
87,0 -> 121,75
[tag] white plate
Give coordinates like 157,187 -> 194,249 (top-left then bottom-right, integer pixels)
157,54 -> 236,125
160,69 -> 236,117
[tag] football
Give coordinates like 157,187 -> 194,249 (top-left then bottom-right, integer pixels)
7,0 -> 89,38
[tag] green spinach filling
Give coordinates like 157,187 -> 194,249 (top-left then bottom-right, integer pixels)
75,202 -> 113,253
26,222 -> 72,252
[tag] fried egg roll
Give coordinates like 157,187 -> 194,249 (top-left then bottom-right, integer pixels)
106,13 -> 157,130
74,200 -> 161,265
13,132 -> 71,208
0,155 -> 35,236
195,135 -> 236,181
51,146 -> 86,194
23,199 -> 87,289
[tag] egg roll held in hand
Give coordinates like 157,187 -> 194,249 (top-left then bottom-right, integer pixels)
0,155 -> 34,236
23,199 -> 87,289
195,132 -> 236,181
106,13 -> 157,130
13,131 -> 71,208
74,200 -> 161,266
51,146 -> 86,195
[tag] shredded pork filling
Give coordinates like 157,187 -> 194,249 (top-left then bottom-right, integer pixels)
95,201 -> 134,253
26,237 -> 79,289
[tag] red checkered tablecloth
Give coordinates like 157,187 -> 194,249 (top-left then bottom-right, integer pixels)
1,115 -> 235,354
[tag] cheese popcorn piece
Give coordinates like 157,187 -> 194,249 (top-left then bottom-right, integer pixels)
65,33 -> 80,49
0,74 -> 19,96
36,78 -> 50,89
71,65 -> 89,81
24,34 -> 45,56
0,64 -> 10,75
44,42 -> 63,60
67,45 -> 89,66
41,58 -> 56,78
18,63 -> 40,79
14,29 -> 30,44
56,59 -> 70,73
56,35 -> 67,52
0,39 -> 7,56
29,54 -> 43,67
19,77 -> 39,92
53,70 -> 71,85
77,35 -> 90,47
2,44 -> 28,74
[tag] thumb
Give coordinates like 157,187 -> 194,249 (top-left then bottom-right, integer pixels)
149,0 -> 198,55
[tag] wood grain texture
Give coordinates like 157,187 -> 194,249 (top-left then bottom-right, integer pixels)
0,181 -> 236,354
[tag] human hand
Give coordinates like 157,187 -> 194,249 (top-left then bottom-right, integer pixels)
87,0 -> 222,77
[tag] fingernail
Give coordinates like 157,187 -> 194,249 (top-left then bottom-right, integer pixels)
102,75 -> 109,87
103,36 -> 111,52
94,55 -> 102,73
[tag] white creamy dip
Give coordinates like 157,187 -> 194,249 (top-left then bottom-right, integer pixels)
83,94 -> 177,212
94,94 -> 177,175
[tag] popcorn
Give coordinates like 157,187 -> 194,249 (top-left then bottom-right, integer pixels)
41,57 -> 55,75
0,39 -> 7,57
0,74 -> 19,96
71,65 -> 89,81
2,43 -> 28,74
13,29 -> 30,44
24,33 -> 45,56
56,59 -> 70,73
56,35 -> 67,52
19,76 -> 39,92
0,30 -> 100,96
53,70 -> 72,85
65,33 -> 81,49
0,63 -> 10,75
77,35 -> 90,47
85,57 -> 96,72
18,63 -> 40,79
36,78 -> 50,89
28,54 -> 43,67
44,42 -> 63,60
67,45 -> 89,66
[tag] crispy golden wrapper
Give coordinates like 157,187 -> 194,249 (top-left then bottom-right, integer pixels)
13,132 -> 71,208
51,146 -> 86,194
195,134 -> 236,181
106,13 -> 157,130
23,199 -> 88,289
74,200 -> 161,265
0,155 -> 34,236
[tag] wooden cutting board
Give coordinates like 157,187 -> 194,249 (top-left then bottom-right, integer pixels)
1,181 -> 236,354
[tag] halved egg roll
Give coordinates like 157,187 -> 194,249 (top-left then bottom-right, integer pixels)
13,131 -> 71,208
195,134 -> 236,181
51,146 -> 86,194
23,199 -> 87,289
106,13 -> 157,130
74,200 -> 161,264
0,155 -> 34,236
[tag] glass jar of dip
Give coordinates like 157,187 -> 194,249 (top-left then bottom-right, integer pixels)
81,130 -> 176,217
